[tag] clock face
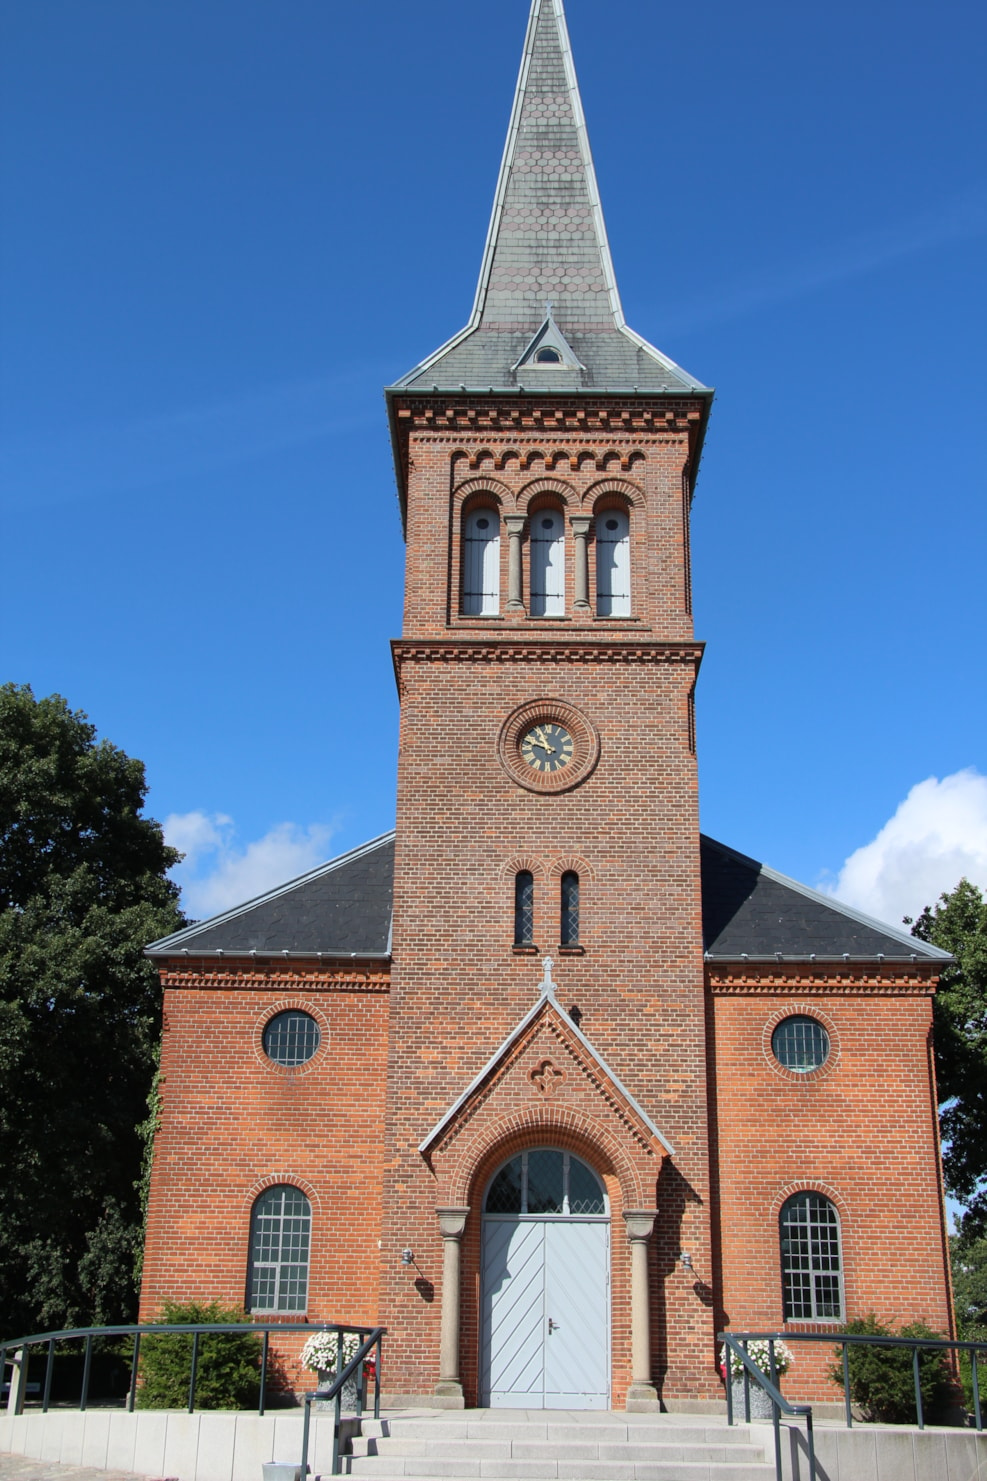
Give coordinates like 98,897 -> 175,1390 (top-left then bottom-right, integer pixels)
520,722 -> 574,774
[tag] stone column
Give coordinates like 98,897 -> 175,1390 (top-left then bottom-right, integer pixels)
570,515 -> 592,612
624,1210 -> 659,1409
505,516 -> 525,610
6,1349 -> 27,1415
434,1207 -> 470,1403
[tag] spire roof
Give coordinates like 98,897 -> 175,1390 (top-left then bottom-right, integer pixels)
392,0 -> 706,395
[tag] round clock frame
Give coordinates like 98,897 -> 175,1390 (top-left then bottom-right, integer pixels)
498,698 -> 600,794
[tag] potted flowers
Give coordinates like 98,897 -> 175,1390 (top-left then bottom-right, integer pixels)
300,1331 -> 366,1412
720,1339 -> 794,1419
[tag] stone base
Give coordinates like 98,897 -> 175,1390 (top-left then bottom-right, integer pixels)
625,1382 -> 661,1412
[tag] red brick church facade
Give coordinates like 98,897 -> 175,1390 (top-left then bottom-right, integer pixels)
140,0 -> 954,1409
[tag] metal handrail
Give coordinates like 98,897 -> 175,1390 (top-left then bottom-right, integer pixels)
720,1334 -> 816,1481
0,1320 -> 384,1419
300,1328 -> 385,1477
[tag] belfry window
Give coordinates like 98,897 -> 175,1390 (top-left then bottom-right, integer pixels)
462,507 -> 501,616
514,871 -> 534,947
529,509 -> 565,616
560,871 -> 579,946
247,1185 -> 311,1313
595,509 -> 630,616
780,1192 -> 843,1321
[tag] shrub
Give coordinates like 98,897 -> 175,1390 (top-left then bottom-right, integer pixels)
136,1300 -> 261,1410
829,1315 -> 955,1423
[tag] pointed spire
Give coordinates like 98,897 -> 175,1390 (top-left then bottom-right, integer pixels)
394,0 -> 705,394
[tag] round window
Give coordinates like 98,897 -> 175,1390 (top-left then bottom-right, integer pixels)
772,1015 -> 829,1073
263,1010 -> 321,1066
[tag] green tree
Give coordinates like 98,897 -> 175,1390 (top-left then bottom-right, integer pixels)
950,1233 -> 987,1341
911,879 -> 987,1238
0,684 -> 183,1338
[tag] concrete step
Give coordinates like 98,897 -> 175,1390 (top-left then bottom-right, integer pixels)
356,1420 -> 757,1446
348,1438 -> 768,1464
342,1467 -> 774,1481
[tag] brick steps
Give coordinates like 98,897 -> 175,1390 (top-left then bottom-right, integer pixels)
341,1413 -> 774,1481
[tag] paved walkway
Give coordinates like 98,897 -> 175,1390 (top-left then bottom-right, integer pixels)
0,1458 -> 172,1481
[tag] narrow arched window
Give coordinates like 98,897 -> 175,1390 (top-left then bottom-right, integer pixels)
595,508 -> 630,616
780,1192 -> 843,1321
529,509 -> 565,616
560,871 -> 579,945
462,507 -> 501,616
514,871 -> 534,947
247,1185 -> 311,1313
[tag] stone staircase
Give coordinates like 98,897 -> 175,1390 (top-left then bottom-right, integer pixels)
341,1410 -> 775,1480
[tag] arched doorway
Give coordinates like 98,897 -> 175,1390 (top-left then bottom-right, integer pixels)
480,1148 -> 610,1408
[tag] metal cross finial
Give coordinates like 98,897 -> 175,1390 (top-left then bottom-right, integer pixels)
541,955 -> 556,995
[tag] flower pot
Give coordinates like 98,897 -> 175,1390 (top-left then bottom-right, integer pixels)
314,1367 -> 361,1413
730,1376 -> 777,1420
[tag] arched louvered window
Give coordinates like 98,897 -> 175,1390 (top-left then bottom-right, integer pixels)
560,871 -> 579,946
247,1185 -> 311,1313
462,507 -> 501,616
780,1192 -> 844,1321
595,508 -> 630,616
514,871 -> 534,947
529,509 -> 565,616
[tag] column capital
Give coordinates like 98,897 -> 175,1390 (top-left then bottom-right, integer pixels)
623,1209 -> 657,1241
504,515 -> 526,534
569,514 -> 592,536
436,1206 -> 470,1239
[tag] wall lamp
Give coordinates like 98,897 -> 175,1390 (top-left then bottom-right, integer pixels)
680,1252 -> 693,1271
401,1248 -> 414,1265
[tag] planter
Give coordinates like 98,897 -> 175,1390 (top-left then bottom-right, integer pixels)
730,1376 -> 777,1420
313,1366 -> 361,1413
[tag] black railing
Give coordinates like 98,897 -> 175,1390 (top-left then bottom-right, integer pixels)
720,1333 -> 816,1481
300,1329 -> 384,1477
0,1321 -> 384,1421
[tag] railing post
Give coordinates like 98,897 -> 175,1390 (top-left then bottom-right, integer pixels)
373,1334 -> 381,1421
805,1408 -> 816,1481
43,1339 -> 54,1414
300,1393 -> 313,1481
331,1384 -> 342,1475
187,1330 -> 200,1414
972,1346 -> 982,1431
5,1348 -> 28,1415
128,1333 -> 140,1413
768,1342 -> 782,1480
80,1336 -> 93,1412
841,1343 -> 852,1428
259,1329 -> 269,1417
912,1345 -> 924,1429
742,1339 -> 751,1422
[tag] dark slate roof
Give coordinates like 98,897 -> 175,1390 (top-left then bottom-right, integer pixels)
700,835 -> 951,962
147,827 -> 949,965
390,0 -> 706,396
145,833 -> 395,958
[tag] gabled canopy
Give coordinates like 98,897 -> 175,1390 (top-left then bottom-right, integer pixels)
391,0 -> 707,395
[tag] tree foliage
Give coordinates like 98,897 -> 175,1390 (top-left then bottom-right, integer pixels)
0,684 -> 183,1338
950,1233 -> 987,1342
911,878 -> 987,1238
828,1315 -> 955,1423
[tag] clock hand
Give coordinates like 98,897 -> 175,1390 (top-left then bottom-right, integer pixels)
528,735 -> 553,753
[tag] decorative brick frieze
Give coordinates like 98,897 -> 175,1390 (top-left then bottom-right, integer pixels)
157,962 -> 391,992
706,963 -> 936,993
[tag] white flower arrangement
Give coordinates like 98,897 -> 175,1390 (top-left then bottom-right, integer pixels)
300,1330 -> 361,1374
720,1339 -> 794,1379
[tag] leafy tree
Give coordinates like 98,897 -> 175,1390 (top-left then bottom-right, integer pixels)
911,879 -> 987,1238
0,684 -> 183,1338
950,1233 -> 987,1341
828,1316 -> 955,1423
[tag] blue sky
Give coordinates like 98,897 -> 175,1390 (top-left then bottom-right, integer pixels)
2,0 -> 985,925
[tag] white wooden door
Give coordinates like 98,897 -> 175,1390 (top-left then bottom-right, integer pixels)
481,1217 -> 610,1408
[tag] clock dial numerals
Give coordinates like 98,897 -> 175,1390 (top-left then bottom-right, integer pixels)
520,723 -> 574,774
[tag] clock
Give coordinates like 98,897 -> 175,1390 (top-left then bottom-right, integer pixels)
499,700 -> 599,794
520,723 -> 574,774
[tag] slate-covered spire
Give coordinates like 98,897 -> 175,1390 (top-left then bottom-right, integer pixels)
393,0 -> 705,394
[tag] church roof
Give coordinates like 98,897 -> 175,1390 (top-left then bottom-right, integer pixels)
145,832 -> 395,958
389,0 -> 707,397
146,829 -> 948,966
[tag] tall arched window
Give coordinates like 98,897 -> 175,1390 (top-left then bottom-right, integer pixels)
529,509 -> 565,616
247,1185 -> 311,1313
595,508 -> 630,616
560,871 -> 579,946
462,507 -> 501,616
514,871 -> 534,947
780,1192 -> 843,1321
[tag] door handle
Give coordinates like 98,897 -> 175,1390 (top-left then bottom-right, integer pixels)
548,1318 -> 560,1333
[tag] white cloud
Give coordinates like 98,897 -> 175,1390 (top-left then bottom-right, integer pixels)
824,769 -> 987,926
164,812 -> 334,920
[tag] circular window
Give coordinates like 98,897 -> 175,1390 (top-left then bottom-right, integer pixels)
535,347 -> 561,364
772,1016 -> 829,1073
477,516 -> 490,530
605,517 -> 619,531
263,1011 -> 321,1066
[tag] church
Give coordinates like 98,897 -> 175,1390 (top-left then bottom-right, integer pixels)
140,0 -> 954,1411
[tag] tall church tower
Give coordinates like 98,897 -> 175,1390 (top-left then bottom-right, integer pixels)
383,0 -> 715,1408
